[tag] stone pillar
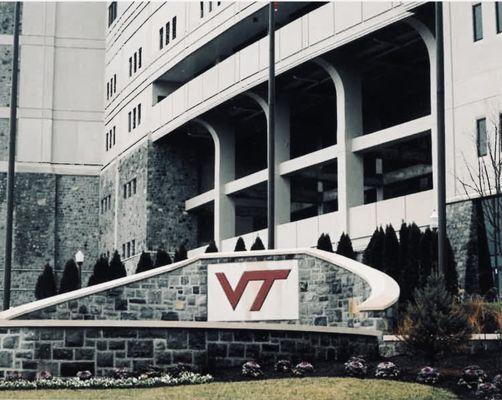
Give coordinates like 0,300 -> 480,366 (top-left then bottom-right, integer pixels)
314,59 -> 364,235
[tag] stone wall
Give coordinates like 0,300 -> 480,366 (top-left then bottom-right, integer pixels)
0,45 -> 12,107
446,199 -> 481,293
19,253 -> 380,329
0,118 -> 8,161
0,2 -> 15,34
0,326 -> 378,378
117,142 -> 148,254
98,164 -> 116,258
0,173 -> 100,308
146,139 -> 198,252
55,175 -> 100,285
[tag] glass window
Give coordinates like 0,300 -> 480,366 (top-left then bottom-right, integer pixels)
129,57 -> 132,76
133,108 -> 136,129
105,132 -> 109,151
166,22 -> 170,44
106,82 -> 109,100
497,2 -> 502,33
122,244 -> 126,258
132,178 -> 137,194
477,117 -> 487,157
200,1 -> 204,18
131,240 -> 136,256
473,3 -> 483,41
138,47 -> 142,69
113,74 -> 116,93
128,111 -> 131,132
172,16 -> 177,39
137,104 -> 141,126
108,2 -> 117,27
133,52 -> 137,73
113,126 -> 116,145
127,242 -> 131,258
209,1 -> 213,12
127,182 -> 132,197
159,27 -> 164,49
123,184 -> 127,198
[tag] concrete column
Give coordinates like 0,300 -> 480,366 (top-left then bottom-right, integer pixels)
314,59 -> 364,235
194,119 -> 236,247
406,18 -> 437,210
245,92 -> 291,238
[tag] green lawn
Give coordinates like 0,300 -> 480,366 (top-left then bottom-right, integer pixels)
0,377 -> 458,400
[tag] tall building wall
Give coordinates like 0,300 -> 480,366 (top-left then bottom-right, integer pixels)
0,2 -> 105,307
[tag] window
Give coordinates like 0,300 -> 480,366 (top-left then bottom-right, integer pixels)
122,244 -> 126,258
128,111 -> 132,132
106,132 -> 109,151
129,57 -> 132,77
473,3 -> 483,41
217,1 -> 221,5
159,27 -> 164,49
106,82 -> 109,100
108,2 -> 117,27
477,117 -> 487,157
172,16 -> 177,39
123,178 -> 138,199
108,130 -> 112,149
497,2 -> 502,33
113,74 -> 116,93
165,22 -> 170,45
132,178 -> 137,194
138,48 -> 142,69
133,108 -> 136,129
131,240 -> 136,256
209,1 -> 213,12
133,52 -> 137,73
112,126 -> 116,145
127,242 -> 131,258
200,1 -> 204,18
137,104 -> 141,126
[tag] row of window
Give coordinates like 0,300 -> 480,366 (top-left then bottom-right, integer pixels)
105,126 -> 116,152
200,1 -> 222,18
159,16 -> 177,50
108,1 -> 117,27
123,178 -> 137,199
122,240 -> 136,259
476,113 -> 502,157
106,74 -> 117,101
473,2 -> 502,42
128,47 -> 143,77
128,103 -> 142,132
100,195 -> 112,214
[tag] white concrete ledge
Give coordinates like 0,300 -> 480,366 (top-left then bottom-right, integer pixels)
0,248 -> 400,320
185,189 -> 216,211
224,169 -> 268,195
351,115 -> 432,153
0,319 -> 381,337
383,333 -> 501,341
279,145 -> 339,176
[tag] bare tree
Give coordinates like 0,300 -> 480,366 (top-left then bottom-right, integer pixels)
458,116 -> 501,299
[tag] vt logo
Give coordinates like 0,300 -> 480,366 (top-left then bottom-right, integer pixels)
215,269 -> 291,312
208,260 -> 299,321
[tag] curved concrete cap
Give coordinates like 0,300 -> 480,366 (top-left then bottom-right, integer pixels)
0,248 -> 400,320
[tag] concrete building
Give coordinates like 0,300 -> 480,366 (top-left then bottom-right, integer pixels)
0,2 -> 105,305
102,1 -> 502,292
1,1 -> 501,306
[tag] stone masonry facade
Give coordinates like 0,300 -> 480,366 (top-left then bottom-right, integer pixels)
21,254 -> 377,330
0,173 -> 99,308
0,326 -> 378,378
99,138 -> 199,258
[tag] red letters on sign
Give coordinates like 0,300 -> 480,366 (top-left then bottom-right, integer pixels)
215,269 -> 291,312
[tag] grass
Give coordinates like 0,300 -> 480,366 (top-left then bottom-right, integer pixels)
0,377 -> 458,400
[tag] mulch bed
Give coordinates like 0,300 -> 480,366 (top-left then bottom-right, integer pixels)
210,350 -> 502,399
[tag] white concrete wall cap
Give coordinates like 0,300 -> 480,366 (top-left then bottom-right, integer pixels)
0,249 -> 399,320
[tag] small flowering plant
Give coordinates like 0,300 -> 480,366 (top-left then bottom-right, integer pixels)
344,356 -> 368,378
416,366 -> 440,385
374,361 -> 400,379
475,382 -> 498,399
112,367 -> 132,380
493,374 -> 502,391
242,361 -> 263,379
458,365 -> 488,390
274,360 -> 292,373
76,370 -> 93,381
292,361 -> 314,377
37,370 -> 53,380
